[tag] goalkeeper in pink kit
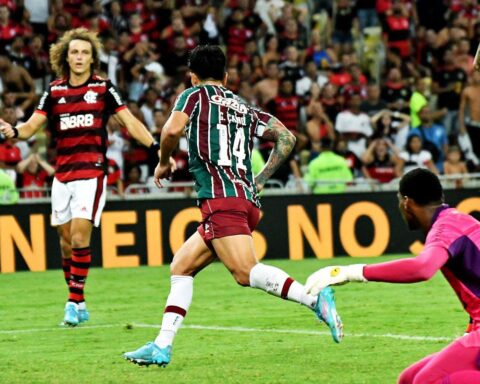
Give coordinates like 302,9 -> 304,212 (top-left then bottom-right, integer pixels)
306,168 -> 480,383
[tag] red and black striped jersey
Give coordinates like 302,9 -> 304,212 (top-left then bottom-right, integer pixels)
35,75 -> 127,182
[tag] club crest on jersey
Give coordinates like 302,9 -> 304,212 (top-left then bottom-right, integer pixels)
210,94 -> 248,114
84,90 -> 98,104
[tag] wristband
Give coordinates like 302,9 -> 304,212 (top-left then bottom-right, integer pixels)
12,126 -> 19,138
150,141 -> 160,153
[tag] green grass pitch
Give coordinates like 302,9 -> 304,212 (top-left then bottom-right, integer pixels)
0,256 -> 466,384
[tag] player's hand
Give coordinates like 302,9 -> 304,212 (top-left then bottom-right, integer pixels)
305,265 -> 367,296
153,161 -> 173,188
0,119 -> 14,138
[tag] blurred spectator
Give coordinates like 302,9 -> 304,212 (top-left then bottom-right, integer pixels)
106,118 -> 126,179
23,0 -> 50,36
410,106 -> 448,172
99,34 -> 121,87
305,136 -> 353,194
360,83 -> 387,116
459,71 -> 480,161
370,109 -> 410,149
279,45 -> 303,82
0,137 -> 21,183
331,0 -> 357,56
361,137 -> 402,183
278,16 -> 307,53
335,136 -> 363,177
296,60 -> 328,97
410,77 -> 447,128
432,46 -> 467,135
305,29 -> 337,70
341,63 -> 368,99
0,55 -> 36,113
253,60 -> 280,107
224,7 -> 254,63
0,5 -> 20,52
267,77 -> 307,150
124,165 -> 148,194
161,35 -> 190,83
16,152 -> 54,198
27,35 -> 50,94
399,133 -> 438,175
383,2 -> 412,59
443,145 -> 468,187
261,34 -> 280,69
335,94 -> 373,159
306,97 -> 335,155
8,36 -> 32,70
320,83 -> 342,123
106,158 -> 124,197
108,1 -> 128,35
381,67 -> 411,113
0,168 -> 18,204
456,37 -> 474,75
140,88 -> 162,132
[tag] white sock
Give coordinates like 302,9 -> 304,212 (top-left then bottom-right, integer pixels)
249,263 -> 317,309
154,275 -> 193,348
78,302 -> 86,311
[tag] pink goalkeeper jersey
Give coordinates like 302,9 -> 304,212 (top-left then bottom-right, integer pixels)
364,205 -> 480,324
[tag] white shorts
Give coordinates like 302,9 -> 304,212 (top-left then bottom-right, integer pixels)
51,176 -> 107,227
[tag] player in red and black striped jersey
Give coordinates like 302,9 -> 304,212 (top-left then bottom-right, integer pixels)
124,45 -> 343,368
0,28 -> 169,327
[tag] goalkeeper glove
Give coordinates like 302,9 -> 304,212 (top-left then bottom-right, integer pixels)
305,264 -> 367,296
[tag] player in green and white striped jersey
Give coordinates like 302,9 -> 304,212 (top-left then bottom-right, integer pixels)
124,46 -> 343,368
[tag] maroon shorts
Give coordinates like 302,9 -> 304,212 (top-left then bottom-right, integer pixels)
197,197 -> 261,245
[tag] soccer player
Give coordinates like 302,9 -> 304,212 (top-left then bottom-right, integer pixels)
306,168 -> 480,384
0,28 -> 166,326
123,45 -> 343,367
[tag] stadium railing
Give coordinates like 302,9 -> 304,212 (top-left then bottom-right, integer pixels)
13,173 -> 480,203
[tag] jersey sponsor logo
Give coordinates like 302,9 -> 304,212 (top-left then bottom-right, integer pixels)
59,114 -> 94,130
210,94 -> 248,114
51,85 -> 68,91
84,90 -> 98,104
109,86 -> 123,106
88,82 -> 106,87
38,91 -> 49,109
58,97 -> 66,104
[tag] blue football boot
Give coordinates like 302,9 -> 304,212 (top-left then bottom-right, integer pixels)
124,342 -> 171,367
313,287 -> 344,343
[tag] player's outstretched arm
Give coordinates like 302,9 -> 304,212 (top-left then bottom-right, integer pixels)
0,112 -> 46,140
305,265 -> 367,296
115,108 -> 157,149
255,116 -> 296,191
305,245 -> 449,296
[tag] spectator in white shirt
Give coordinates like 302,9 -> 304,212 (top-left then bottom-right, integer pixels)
335,94 -> 372,158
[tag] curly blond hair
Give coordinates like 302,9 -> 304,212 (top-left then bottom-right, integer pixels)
49,28 -> 102,78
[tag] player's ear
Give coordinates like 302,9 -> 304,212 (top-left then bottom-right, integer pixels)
190,72 -> 199,86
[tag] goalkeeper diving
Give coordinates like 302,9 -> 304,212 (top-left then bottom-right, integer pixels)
306,168 -> 480,384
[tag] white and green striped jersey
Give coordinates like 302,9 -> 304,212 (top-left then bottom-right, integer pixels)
172,84 -> 273,206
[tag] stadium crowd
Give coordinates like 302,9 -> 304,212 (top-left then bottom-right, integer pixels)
0,0 -> 480,199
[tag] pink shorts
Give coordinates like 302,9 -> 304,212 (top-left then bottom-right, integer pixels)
197,197 -> 261,245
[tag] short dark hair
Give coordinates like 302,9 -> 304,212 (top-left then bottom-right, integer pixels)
399,168 -> 443,205
188,45 -> 226,81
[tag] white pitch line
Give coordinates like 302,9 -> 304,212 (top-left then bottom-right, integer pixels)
0,322 -> 455,342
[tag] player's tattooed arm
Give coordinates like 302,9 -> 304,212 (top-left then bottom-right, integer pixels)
255,117 -> 296,191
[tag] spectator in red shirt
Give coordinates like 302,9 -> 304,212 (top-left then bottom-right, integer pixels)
16,152 -> 54,198
384,2 -> 412,58
361,137 -> 402,183
342,63 -> 368,99
106,158 -> 124,197
0,5 -> 19,52
224,8 -> 254,63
